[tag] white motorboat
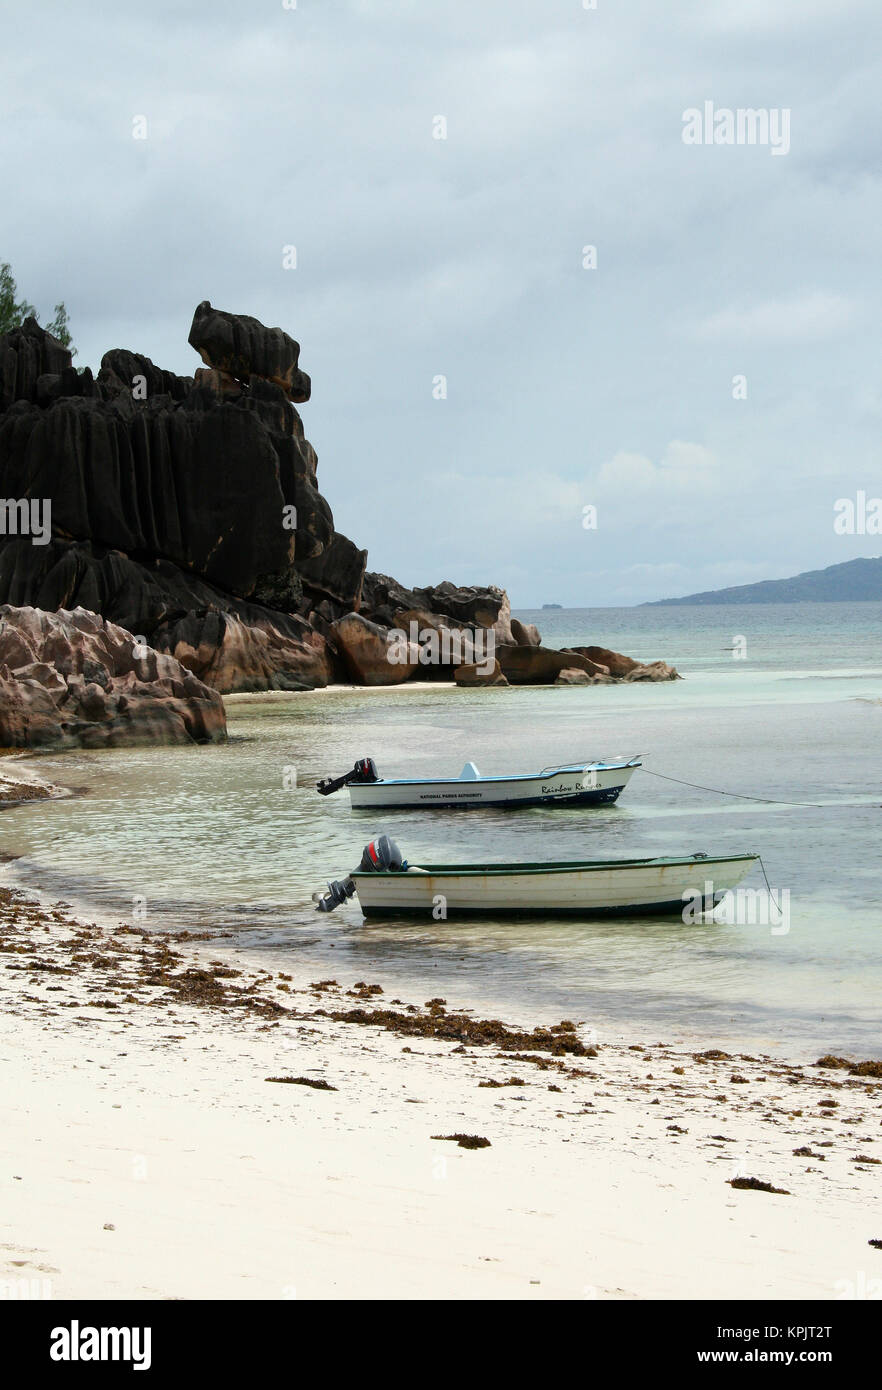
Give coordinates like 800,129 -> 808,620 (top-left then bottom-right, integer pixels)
316,755 -> 642,810
314,837 -> 760,919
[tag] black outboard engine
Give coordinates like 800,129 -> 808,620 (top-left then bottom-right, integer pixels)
358,835 -> 405,872
314,836 -> 406,912
316,757 -> 379,797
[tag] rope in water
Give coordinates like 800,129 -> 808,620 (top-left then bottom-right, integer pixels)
641,767 -> 829,809
757,854 -> 776,900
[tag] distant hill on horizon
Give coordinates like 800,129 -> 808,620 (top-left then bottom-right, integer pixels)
645,557 -> 882,606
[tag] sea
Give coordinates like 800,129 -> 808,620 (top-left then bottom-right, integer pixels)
3,601 -> 880,1061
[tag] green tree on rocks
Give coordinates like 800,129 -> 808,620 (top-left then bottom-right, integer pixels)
0,260 -> 75,354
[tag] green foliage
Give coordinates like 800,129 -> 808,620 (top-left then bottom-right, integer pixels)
0,260 -> 76,356
0,261 -> 35,335
46,302 -> 73,351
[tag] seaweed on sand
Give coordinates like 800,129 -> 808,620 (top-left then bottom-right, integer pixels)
265,1076 -> 337,1091
432,1134 -> 491,1150
815,1055 -> 882,1078
728,1177 -> 790,1195
317,1003 -> 595,1057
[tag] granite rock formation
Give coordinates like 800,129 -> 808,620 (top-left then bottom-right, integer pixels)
330,612 -> 420,686
454,660 -> 508,687
564,646 -> 680,682
0,305 -> 678,694
0,309 -> 511,691
188,300 -> 312,403
497,645 -> 608,684
0,605 -> 226,748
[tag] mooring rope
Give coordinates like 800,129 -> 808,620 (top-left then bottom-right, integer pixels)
641,767 -> 829,809
757,854 -> 776,899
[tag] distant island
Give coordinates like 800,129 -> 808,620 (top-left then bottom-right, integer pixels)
542,603 -> 563,609
645,557 -> 882,606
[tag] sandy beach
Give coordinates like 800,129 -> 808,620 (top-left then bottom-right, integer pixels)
1,876 -> 879,1302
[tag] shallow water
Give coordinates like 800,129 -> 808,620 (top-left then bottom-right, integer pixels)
3,602 -> 881,1060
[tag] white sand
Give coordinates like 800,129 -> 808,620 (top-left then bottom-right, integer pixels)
1,886 -> 879,1301
223,681 -> 463,702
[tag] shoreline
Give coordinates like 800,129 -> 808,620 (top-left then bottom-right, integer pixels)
3,856 -> 871,1067
2,877 -> 879,1300
224,680 -> 496,701
0,755 -> 76,807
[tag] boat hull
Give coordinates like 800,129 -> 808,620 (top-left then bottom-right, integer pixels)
351,854 -> 758,919
348,762 -> 638,810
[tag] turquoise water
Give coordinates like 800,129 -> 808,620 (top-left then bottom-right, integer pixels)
525,601 -> 882,674
2,602 -> 881,1059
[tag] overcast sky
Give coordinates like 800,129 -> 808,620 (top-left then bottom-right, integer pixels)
3,0 -> 880,606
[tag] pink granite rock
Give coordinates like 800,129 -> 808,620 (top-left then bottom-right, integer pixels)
0,605 -> 226,748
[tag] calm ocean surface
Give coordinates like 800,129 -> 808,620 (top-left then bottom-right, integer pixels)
3,602 -> 881,1060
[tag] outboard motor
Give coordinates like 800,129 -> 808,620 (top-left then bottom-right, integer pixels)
314,836 -> 406,912
316,757 -> 379,797
358,835 -> 405,872
314,877 -> 356,913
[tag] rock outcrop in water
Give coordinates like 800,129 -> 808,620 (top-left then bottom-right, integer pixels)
563,646 -> 680,683
0,605 -> 226,748
0,306 -> 679,693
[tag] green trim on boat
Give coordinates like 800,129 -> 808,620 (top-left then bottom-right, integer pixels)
351,853 -> 759,879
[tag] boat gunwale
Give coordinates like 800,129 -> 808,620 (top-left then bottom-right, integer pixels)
351,852 -> 759,879
359,758 -> 642,789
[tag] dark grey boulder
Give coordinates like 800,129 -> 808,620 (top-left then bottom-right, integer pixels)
188,299 -> 311,402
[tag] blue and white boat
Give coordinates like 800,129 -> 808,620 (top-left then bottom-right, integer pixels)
316,755 -> 642,810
